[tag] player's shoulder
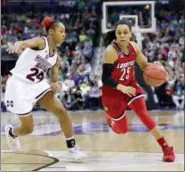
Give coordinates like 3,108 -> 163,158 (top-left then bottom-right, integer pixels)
104,44 -> 117,56
35,36 -> 46,46
130,41 -> 141,53
31,36 -> 45,43
103,45 -> 117,63
30,37 -> 46,50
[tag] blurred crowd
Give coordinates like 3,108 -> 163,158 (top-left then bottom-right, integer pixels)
142,9 -> 184,109
1,0 -> 184,111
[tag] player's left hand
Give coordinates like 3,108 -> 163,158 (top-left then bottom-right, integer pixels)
50,81 -> 61,93
7,41 -> 23,54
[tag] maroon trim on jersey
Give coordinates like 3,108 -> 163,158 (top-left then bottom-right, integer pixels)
49,49 -> 56,58
18,110 -> 32,116
35,88 -> 51,100
46,38 -> 57,57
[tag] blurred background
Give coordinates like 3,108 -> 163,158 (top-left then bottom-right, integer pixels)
1,0 -> 184,112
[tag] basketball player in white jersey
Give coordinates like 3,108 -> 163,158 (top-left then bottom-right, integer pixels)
5,17 -> 87,160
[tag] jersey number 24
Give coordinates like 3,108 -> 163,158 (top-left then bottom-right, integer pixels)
26,67 -> 44,82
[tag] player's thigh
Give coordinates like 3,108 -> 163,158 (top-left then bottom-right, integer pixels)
105,112 -> 128,134
102,95 -> 127,118
5,76 -> 34,115
37,91 -> 66,115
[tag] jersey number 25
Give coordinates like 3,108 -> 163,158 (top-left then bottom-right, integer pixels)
119,67 -> 131,81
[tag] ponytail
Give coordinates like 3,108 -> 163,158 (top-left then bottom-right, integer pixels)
41,17 -> 54,32
41,16 -> 61,33
103,30 -> 115,47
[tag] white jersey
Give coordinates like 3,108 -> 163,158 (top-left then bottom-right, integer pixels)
10,37 -> 57,84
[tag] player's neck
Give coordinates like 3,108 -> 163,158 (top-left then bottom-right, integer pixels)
47,37 -> 56,53
117,42 -> 129,54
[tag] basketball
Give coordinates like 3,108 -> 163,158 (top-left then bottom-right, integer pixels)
143,63 -> 167,87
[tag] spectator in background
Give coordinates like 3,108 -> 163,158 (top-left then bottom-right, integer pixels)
140,9 -> 184,109
172,77 -> 184,110
62,74 -> 75,106
88,74 -> 102,110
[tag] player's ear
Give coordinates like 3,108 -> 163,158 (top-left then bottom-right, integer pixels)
49,29 -> 53,35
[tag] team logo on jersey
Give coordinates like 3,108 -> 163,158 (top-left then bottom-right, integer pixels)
110,120 -> 115,127
34,55 -> 52,72
104,106 -> 108,111
117,60 -> 135,69
118,53 -> 124,58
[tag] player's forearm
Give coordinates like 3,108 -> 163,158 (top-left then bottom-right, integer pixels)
137,57 -> 148,71
17,37 -> 43,49
102,77 -> 118,88
13,40 -> 36,50
20,41 -> 33,49
140,62 -> 148,71
102,63 -> 118,89
50,67 -> 59,82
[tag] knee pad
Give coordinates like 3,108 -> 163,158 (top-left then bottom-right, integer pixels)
105,113 -> 128,134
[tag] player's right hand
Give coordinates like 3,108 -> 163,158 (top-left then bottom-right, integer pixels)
50,81 -> 61,93
116,84 -> 136,97
7,41 -> 23,54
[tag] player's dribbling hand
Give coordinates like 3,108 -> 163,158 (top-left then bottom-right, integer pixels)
153,61 -> 162,65
116,84 -> 136,97
50,81 -> 61,93
7,41 -> 23,54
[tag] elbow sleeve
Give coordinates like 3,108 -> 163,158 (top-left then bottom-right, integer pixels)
102,64 -> 118,89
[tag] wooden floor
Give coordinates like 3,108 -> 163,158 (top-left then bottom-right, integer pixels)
1,110 -> 184,171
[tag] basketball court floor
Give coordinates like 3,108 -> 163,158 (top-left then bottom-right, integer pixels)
1,110 -> 184,171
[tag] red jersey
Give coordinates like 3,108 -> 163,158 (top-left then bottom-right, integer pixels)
102,40 -> 143,98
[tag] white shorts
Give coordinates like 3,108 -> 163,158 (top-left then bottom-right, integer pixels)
5,76 -> 51,116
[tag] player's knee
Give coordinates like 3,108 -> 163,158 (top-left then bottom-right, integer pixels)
55,107 -> 70,121
111,121 -> 128,134
106,114 -> 128,134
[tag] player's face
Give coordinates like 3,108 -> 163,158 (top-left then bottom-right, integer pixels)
115,24 -> 132,45
53,23 -> 66,44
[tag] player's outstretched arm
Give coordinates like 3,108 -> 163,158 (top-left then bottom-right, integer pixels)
50,55 -> 61,93
8,37 -> 45,54
131,42 -> 148,71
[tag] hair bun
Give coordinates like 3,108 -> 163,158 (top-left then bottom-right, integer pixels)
41,17 -> 54,29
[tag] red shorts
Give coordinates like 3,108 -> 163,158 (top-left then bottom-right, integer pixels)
101,83 -> 144,119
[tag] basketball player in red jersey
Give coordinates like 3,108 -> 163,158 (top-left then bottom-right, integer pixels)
5,17 -> 87,160
101,19 -> 175,162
